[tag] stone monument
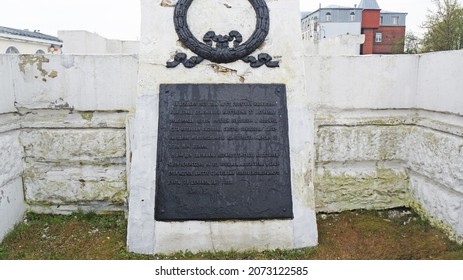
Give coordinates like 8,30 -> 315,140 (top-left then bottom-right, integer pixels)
127,0 -> 318,254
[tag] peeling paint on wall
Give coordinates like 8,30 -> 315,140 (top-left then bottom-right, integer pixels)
19,55 -> 49,76
161,0 -> 177,7
48,70 -> 58,78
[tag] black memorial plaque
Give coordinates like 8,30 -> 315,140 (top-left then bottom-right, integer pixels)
155,84 -> 293,221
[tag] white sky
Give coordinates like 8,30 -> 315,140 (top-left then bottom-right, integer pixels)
1,0 -> 141,40
1,0 -> 440,40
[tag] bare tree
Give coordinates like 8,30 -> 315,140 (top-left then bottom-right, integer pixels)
392,32 -> 421,54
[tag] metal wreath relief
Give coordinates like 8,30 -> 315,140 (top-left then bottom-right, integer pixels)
166,0 -> 279,68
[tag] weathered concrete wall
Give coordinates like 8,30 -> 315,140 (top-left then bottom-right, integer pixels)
20,112 -> 128,214
58,31 -> 107,54
306,54 -> 417,213
1,46 -> 463,246
0,54 -> 137,218
0,56 -> 17,113
306,54 -> 419,110
417,50 -> 463,115
0,130 -> 25,241
0,55 -> 25,241
303,34 -> 365,56
307,50 -> 463,243
58,31 -> 140,54
314,112 -> 463,244
315,111 -> 412,212
407,113 -> 463,243
11,55 -> 137,111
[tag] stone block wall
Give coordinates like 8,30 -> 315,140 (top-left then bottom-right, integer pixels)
0,56 -> 25,241
0,129 -> 25,241
20,110 -> 128,214
315,110 -> 412,212
308,51 -> 463,243
1,48 -> 463,245
408,113 -> 463,243
0,54 -> 137,220
314,110 -> 463,243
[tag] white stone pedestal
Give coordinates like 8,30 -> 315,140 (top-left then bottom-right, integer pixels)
127,0 -> 318,254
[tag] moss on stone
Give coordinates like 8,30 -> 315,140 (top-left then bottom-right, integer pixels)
79,112 -> 94,122
410,199 -> 463,245
315,168 -> 410,212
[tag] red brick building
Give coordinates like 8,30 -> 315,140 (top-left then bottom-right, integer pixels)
301,0 -> 407,54
359,0 -> 407,54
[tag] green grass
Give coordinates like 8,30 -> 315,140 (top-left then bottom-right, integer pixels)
0,209 -> 462,260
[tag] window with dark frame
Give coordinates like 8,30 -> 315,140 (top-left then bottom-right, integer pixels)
5,46 -> 19,54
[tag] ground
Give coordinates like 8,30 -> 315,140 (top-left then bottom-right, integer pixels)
0,209 -> 462,260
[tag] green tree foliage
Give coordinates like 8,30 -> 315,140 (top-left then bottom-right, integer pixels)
421,0 -> 463,52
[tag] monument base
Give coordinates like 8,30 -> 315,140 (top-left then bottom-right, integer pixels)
127,95 -> 318,254
127,0 -> 318,254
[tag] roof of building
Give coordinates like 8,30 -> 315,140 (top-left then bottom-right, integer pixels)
325,5 -> 356,9
301,12 -> 310,19
303,4 -> 364,19
381,10 -> 408,15
0,26 -> 62,43
358,0 -> 380,10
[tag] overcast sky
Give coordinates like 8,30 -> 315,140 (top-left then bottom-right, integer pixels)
1,0 -> 141,40
1,0 -> 440,40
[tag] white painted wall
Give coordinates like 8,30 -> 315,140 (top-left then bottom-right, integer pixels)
417,50 -> 463,115
106,40 -> 140,54
0,54 -> 138,242
307,49 -> 463,243
320,22 -> 362,38
8,54 -> 137,111
305,50 -> 463,113
306,54 -> 419,110
58,31 -> 139,54
0,38 -> 53,54
58,31 -> 106,54
0,55 -> 25,242
1,46 -> 463,246
0,56 -> 16,113
0,178 -> 25,241
302,19 -> 361,41
0,130 -> 25,242
1,53 -> 138,111
303,34 -> 365,55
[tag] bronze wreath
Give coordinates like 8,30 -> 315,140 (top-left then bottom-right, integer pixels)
170,0 -> 275,66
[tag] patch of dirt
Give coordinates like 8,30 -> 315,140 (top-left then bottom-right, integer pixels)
314,209 -> 452,260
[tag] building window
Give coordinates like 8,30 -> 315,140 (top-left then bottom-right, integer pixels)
5,46 -> 19,54
392,16 -> 399,25
350,12 -> 356,21
325,12 -> 332,22
375,32 -> 383,43
380,16 -> 384,25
